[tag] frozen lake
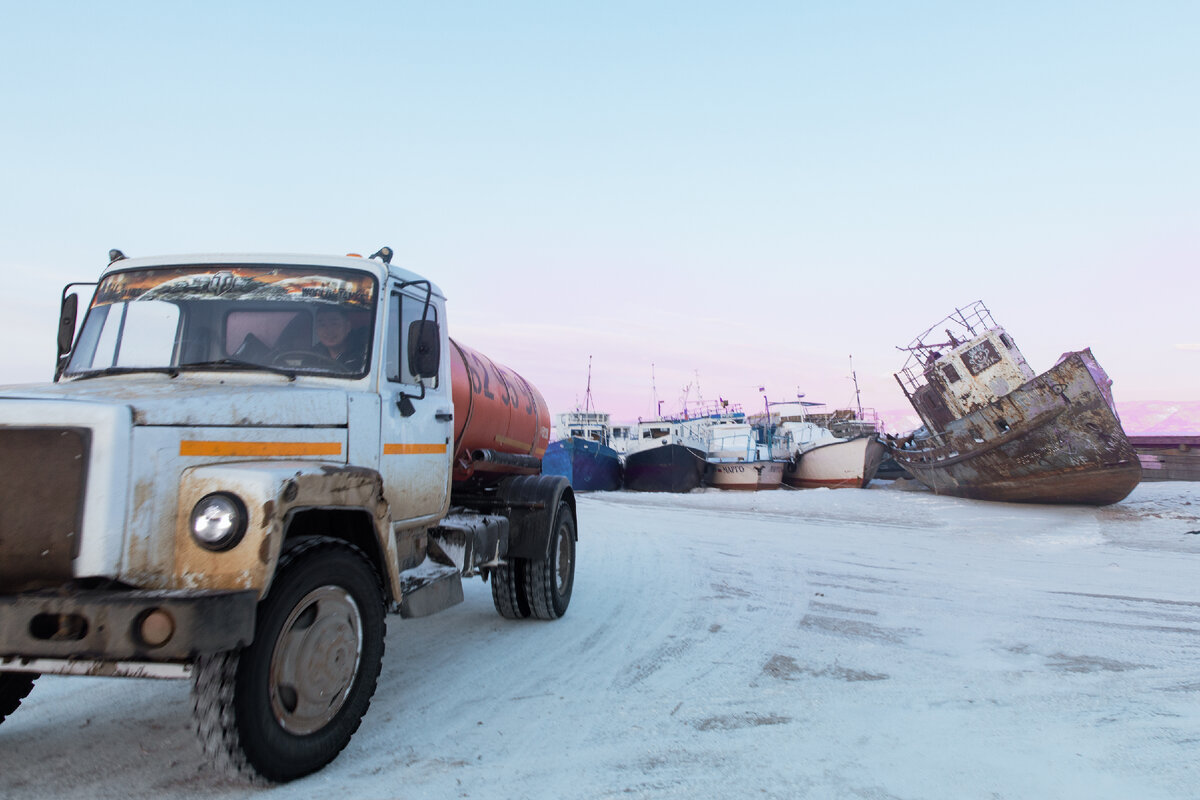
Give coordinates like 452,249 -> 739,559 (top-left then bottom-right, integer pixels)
2,480 -> 1199,799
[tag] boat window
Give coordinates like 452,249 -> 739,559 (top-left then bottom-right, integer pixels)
1000,333 -> 1015,350
941,363 -> 961,383
995,417 -> 1011,433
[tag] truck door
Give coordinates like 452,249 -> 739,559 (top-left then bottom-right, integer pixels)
379,285 -> 453,524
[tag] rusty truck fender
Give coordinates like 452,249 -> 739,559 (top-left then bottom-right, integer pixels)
174,461 -> 401,602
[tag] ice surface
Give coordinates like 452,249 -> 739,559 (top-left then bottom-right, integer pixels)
2,481 -> 1198,799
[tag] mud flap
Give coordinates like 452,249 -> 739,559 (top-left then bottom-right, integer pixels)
496,474 -> 574,561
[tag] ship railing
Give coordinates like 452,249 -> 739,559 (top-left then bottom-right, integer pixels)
801,408 -> 883,438
673,417 -> 713,447
894,300 -> 998,379
677,401 -> 744,421
894,362 -> 933,396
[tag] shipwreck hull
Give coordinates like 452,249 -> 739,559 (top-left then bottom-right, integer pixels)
891,352 -> 1141,505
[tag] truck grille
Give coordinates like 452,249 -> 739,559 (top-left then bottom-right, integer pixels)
0,428 -> 89,592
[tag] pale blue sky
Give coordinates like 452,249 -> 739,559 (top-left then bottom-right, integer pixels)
1,2 -> 1196,426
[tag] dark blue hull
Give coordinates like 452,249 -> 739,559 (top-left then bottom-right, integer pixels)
542,437 -> 623,492
623,444 -> 707,492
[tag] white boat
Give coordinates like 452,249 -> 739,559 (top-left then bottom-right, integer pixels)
703,412 -> 784,491
774,402 -> 886,489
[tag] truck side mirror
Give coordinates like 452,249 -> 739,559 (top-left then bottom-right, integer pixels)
54,292 -> 80,380
407,320 -> 440,379
58,293 -> 78,357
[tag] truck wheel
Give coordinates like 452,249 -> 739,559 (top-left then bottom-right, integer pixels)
490,559 -> 531,620
191,538 -> 385,782
0,672 -> 37,724
524,501 -> 576,620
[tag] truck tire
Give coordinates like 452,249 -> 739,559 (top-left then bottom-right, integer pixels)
490,559 -> 531,620
0,672 -> 36,724
523,500 -> 576,620
191,538 -> 385,782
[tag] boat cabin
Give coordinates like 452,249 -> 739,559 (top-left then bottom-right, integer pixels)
609,424 -> 634,454
895,302 -> 1035,434
630,418 -> 708,453
554,410 -> 613,446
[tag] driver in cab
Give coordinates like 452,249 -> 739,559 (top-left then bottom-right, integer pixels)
314,308 -> 368,371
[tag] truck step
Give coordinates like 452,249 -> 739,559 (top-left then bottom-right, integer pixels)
398,560 -> 463,618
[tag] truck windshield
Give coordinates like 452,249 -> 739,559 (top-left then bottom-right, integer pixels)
64,265 -> 378,379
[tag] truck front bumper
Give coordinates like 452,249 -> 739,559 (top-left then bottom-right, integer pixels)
0,588 -> 257,666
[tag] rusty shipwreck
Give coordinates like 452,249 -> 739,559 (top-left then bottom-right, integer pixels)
889,301 -> 1140,505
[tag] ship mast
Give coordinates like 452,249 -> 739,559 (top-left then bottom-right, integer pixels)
651,363 -> 662,419
584,355 -> 594,414
850,355 -> 863,418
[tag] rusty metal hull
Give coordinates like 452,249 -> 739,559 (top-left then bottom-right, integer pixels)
890,351 -> 1141,505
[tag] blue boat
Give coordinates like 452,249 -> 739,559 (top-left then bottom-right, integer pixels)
542,435 -> 623,492
541,359 -> 623,491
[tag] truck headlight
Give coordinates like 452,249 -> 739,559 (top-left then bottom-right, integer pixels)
190,493 -> 247,551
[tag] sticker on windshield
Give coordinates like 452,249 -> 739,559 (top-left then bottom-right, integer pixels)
94,266 -> 377,308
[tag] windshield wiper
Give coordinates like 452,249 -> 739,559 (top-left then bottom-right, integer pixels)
70,366 -> 181,381
178,358 -> 297,381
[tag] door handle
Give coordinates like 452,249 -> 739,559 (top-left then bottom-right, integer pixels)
435,410 -> 454,422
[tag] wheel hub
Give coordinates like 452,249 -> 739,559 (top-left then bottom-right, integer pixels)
269,585 -> 363,735
555,526 -> 572,594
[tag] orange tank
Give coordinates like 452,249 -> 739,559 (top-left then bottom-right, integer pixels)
449,338 -> 550,484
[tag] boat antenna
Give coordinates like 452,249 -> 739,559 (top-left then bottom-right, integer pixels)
760,387 -> 772,447
650,363 -> 659,420
850,355 -> 863,418
584,355 -> 594,414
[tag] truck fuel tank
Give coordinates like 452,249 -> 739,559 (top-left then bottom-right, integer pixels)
449,339 -> 550,484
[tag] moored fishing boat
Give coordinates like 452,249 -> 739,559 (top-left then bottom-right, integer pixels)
706,459 -> 785,490
704,410 -> 784,490
774,402 -> 886,489
542,428 -> 622,492
623,417 -> 708,492
889,301 -> 1140,505
783,433 -> 887,489
540,360 -> 623,491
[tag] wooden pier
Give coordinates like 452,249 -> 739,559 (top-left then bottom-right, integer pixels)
1129,435 -> 1200,482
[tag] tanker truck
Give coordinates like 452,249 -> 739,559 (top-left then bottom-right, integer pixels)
0,248 -> 576,782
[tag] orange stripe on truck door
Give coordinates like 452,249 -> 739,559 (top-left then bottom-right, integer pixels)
180,441 -> 343,457
383,443 -> 449,455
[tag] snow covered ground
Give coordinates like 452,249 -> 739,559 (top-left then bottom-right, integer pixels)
2,480 -> 1199,800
